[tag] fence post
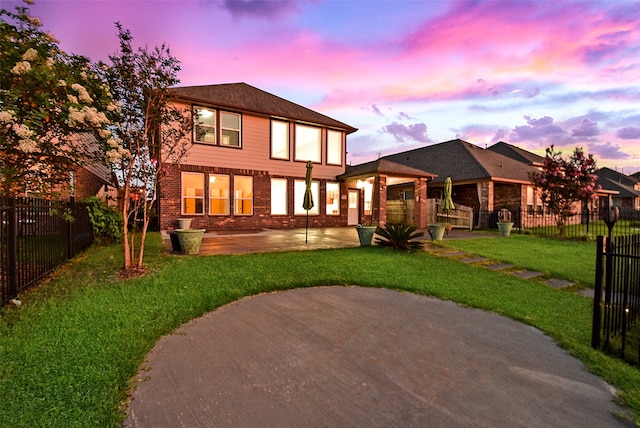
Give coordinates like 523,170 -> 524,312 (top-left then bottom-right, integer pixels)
592,235 -> 605,348
7,197 -> 18,302
67,199 -> 73,259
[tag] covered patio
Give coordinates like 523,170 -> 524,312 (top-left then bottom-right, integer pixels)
338,159 -> 436,228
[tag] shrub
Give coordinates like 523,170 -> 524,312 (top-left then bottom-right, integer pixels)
82,196 -> 123,243
374,223 -> 424,251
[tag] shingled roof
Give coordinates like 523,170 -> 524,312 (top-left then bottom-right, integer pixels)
338,158 -> 437,180
487,141 -> 544,166
170,82 -> 357,134
596,167 -> 640,199
381,139 -> 539,184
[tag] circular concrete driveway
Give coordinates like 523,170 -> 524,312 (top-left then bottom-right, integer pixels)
125,286 -> 631,427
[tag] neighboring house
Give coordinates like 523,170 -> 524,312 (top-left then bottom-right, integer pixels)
71,163 -> 113,201
380,139 -> 541,227
345,139 -> 612,229
595,167 -> 640,211
159,82 -> 357,231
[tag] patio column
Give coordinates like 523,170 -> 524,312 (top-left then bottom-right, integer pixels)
415,178 -> 428,228
374,175 -> 387,226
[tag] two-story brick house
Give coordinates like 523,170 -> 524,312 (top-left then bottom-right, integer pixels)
159,83 -> 357,231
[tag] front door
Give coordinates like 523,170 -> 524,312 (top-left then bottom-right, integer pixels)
348,189 -> 359,225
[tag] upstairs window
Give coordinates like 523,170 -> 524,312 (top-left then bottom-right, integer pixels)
194,107 -> 241,148
294,124 -> 321,163
327,130 -> 343,165
221,112 -> 241,147
271,120 -> 290,160
194,107 -> 216,144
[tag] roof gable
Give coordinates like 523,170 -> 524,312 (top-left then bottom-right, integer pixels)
170,82 -> 357,134
596,167 -> 640,198
487,141 -> 544,166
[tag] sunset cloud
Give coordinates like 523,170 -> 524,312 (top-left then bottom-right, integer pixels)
7,0 -> 639,171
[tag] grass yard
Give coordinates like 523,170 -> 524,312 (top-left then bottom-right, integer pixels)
1,233 -> 640,426
438,234 -> 597,287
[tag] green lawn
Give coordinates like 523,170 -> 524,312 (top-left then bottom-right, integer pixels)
1,233 -> 639,426
436,234 -> 597,287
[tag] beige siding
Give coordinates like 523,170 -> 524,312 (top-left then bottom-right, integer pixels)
177,103 -> 346,180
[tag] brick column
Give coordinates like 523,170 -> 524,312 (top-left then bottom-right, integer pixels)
374,175 -> 388,226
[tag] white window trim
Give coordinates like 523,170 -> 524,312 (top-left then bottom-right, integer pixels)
294,124 -> 321,163
271,120 -> 290,160
326,130 -> 343,166
234,176 -> 253,216
220,111 -> 242,148
209,174 -> 230,215
181,171 -> 205,215
326,182 -> 340,216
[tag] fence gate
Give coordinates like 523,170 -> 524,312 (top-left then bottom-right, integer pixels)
592,234 -> 640,364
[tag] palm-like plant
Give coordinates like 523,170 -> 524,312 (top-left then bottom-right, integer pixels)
374,223 -> 425,251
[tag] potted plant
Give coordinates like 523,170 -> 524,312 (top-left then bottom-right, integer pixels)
177,218 -> 192,229
356,220 -> 378,246
497,208 -> 513,236
175,228 -> 206,255
427,223 -> 446,241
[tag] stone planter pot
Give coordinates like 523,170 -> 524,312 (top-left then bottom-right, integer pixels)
497,222 -> 513,236
428,223 -> 446,241
168,231 -> 182,252
177,218 -> 192,229
175,229 -> 206,255
356,225 -> 377,246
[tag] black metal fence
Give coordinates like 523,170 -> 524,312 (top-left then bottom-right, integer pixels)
592,234 -> 640,365
476,208 -> 640,239
1,196 -> 94,307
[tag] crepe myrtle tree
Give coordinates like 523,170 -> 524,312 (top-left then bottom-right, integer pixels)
530,145 -> 599,235
0,1 -> 122,197
99,23 -> 191,272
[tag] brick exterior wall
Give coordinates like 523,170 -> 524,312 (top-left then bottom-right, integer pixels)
159,163 -> 349,231
74,168 -> 108,200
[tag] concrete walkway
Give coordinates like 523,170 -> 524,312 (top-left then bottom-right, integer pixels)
124,286 -> 631,427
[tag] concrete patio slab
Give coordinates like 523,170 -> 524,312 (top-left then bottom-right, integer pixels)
124,287 -> 631,427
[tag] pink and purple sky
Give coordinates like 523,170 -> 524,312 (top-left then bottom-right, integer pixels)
9,0 -> 640,172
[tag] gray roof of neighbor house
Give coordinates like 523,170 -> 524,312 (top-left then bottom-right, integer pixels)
338,158 -> 437,180
596,167 -> 640,199
170,82 -> 357,134
381,139 -> 539,185
487,141 -> 545,166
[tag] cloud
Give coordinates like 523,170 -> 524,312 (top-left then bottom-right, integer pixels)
371,104 -> 383,117
219,0 -> 298,19
588,141 -> 629,160
382,122 -> 431,143
571,118 -> 600,138
616,126 -> 640,139
398,111 -> 417,121
509,115 -> 566,142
